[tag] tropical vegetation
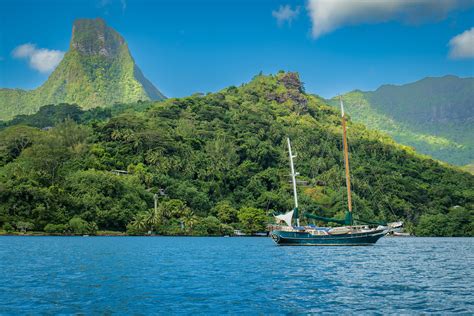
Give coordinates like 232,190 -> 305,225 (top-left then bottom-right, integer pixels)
331,75 -> 474,166
0,72 -> 473,236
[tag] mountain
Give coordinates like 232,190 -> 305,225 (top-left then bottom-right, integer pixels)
330,76 -> 474,166
0,18 -> 165,121
0,72 -> 472,236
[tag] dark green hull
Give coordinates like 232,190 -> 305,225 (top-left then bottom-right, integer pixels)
271,229 -> 386,246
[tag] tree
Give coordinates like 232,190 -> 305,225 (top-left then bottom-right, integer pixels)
15,221 -> 34,233
182,214 -> 199,234
44,223 -> 67,234
214,201 -> 237,224
18,135 -> 71,186
127,199 -> 196,235
65,170 -> 150,230
446,206 -> 473,237
220,224 -> 234,236
415,213 -> 448,236
1,73 -> 473,237
193,216 -> 222,236
168,182 -> 210,216
238,207 -> 267,234
69,217 -> 97,235
53,118 -> 90,150
2,223 -> 14,233
415,206 -> 473,237
144,207 -> 161,232
126,214 -> 148,235
157,199 -> 195,234
0,125 -> 40,163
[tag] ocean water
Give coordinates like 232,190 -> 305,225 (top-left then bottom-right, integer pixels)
0,236 -> 472,314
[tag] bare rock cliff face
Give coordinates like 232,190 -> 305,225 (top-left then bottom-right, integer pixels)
70,18 -> 125,57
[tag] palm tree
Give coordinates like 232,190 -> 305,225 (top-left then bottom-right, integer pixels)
144,207 -> 161,232
129,213 -> 147,231
182,213 -> 199,234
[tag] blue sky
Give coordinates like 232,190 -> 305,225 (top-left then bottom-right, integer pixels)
1,0 -> 473,98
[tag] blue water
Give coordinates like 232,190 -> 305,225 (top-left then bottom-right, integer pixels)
0,237 -> 473,314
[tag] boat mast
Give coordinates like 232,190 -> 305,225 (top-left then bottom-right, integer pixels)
287,138 -> 300,226
339,97 -> 353,216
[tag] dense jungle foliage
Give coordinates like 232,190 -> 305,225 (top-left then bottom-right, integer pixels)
0,72 -> 473,236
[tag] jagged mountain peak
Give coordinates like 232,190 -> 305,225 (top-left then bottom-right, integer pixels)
71,18 -> 125,57
0,18 -> 165,121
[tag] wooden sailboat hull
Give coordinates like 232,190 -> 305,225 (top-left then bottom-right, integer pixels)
271,229 -> 386,246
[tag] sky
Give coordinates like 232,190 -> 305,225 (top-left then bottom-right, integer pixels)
0,0 -> 473,98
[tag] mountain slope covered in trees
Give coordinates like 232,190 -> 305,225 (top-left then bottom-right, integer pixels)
0,18 -> 165,121
0,73 -> 472,236
331,76 -> 474,166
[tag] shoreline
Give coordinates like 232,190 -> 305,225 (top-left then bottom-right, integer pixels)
2,233 -> 474,238
0,231 -> 269,237
4,233 -> 473,238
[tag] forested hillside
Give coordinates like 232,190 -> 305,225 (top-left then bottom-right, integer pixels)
0,18 -> 164,121
1,72 -> 472,236
331,76 -> 474,166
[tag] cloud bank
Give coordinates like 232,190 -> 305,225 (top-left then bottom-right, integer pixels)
12,43 -> 64,73
449,27 -> 474,59
307,0 -> 474,38
272,5 -> 300,26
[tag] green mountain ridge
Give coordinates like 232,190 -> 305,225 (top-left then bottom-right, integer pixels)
0,18 -> 165,121
330,75 -> 474,166
1,72 -> 472,236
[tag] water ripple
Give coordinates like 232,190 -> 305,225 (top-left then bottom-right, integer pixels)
0,236 -> 473,314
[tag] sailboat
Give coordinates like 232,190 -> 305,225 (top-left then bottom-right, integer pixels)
271,98 -> 389,246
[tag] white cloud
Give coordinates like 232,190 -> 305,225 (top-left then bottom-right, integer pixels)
272,5 -> 300,26
29,48 -> 65,73
12,43 -> 64,73
449,27 -> 474,59
307,0 -> 474,38
12,43 -> 36,58
98,0 -> 126,13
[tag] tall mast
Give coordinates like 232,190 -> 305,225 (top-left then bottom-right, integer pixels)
287,138 -> 300,226
339,97 -> 353,214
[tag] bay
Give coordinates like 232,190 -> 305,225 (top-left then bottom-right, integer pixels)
0,236 -> 473,314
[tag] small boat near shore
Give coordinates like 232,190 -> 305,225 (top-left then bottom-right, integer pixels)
390,232 -> 411,237
271,98 -> 390,246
